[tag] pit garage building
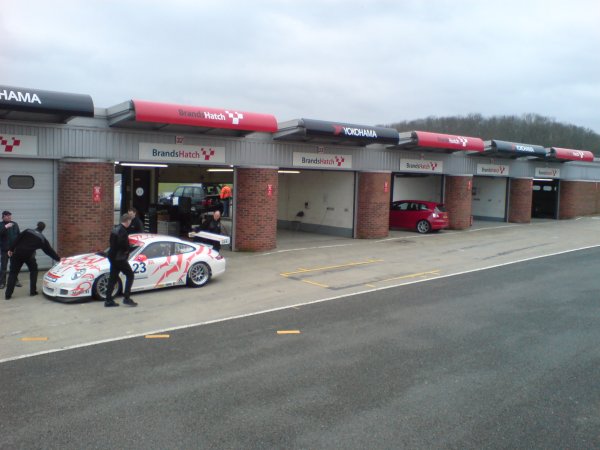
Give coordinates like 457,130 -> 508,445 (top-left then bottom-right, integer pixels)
1,84 -> 599,267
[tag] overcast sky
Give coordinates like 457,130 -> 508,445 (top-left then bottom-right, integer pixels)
2,0 -> 599,133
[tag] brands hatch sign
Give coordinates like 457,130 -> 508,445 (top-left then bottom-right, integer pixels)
293,152 -> 352,169
535,167 -> 560,178
477,163 -> 510,177
139,143 -> 225,164
0,134 -> 38,157
400,159 -> 443,173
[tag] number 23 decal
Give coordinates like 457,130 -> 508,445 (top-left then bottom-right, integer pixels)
132,262 -> 147,274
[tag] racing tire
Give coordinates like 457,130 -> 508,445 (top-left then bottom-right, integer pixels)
416,220 -> 431,234
92,273 -> 122,301
186,262 -> 212,288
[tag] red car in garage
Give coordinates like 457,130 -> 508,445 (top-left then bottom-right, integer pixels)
389,200 -> 449,233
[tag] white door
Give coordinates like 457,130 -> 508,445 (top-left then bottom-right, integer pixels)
472,176 -> 508,220
131,241 -> 179,290
0,158 -> 55,268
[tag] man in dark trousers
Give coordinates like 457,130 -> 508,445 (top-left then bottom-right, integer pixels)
0,210 -> 22,289
105,213 -> 137,307
5,221 -> 60,300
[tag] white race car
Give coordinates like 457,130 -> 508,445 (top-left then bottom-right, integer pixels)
43,233 -> 226,302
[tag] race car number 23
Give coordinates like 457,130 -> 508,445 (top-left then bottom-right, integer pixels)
132,262 -> 147,274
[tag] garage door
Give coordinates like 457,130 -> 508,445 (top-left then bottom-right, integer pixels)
472,176 -> 507,220
0,159 -> 55,269
392,174 -> 443,203
278,170 -> 355,237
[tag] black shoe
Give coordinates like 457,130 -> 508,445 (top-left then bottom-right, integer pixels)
123,298 -> 138,307
104,300 -> 119,307
30,291 -> 39,296
15,281 -> 22,288
4,296 -> 10,300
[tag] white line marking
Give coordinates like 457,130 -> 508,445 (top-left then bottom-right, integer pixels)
2,243 -> 600,364
260,243 -> 354,256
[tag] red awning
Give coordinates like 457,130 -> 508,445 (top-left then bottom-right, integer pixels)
393,131 -> 485,153
548,147 -> 595,162
133,100 -> 278,133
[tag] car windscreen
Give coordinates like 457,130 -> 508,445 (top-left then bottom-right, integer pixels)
435,205 -> 447,212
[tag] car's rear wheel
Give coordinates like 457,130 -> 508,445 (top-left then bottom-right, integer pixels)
187,262 -> 211,287
416,220 -> 431,234
92,273 -> 121,300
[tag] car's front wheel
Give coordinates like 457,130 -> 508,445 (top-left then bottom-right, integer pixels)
416,220 -> 431,234
187,262 -> 212,288
92,273 -> 121,300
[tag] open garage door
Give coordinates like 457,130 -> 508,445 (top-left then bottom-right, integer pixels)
392,174 -> 443,203
532,179 -> 559,219
472,176 -> 508,221
278,170 -> 354,237
0,159 -> 56,269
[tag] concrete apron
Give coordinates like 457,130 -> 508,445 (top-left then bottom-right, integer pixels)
2,217 -> 599,362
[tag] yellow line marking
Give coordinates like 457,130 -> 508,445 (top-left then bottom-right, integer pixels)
20,337 -> 48,342
365,284 -> 377,288
277,330 -> 301,335
379,270 -> 441,283
145,334 -> 170,339
302,279 -> 329,288
281,259 -> 383,277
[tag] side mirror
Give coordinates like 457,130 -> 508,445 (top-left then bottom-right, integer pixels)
135,254 -> 148,262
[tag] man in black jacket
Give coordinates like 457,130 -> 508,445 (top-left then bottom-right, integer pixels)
105,214 -> 136,307
193,210 -> 225,252
126,207 -> 144,235
0,210 -> 22,289
5,221 -> 60,300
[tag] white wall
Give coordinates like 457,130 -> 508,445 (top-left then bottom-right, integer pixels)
472,176 -> 507,219
393,175 -> 442,202
278,170 -> 354,229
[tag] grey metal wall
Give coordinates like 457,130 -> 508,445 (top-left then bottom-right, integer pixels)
1,118 -> 599,181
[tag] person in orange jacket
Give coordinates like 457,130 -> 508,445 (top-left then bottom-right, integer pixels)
219,184 -> 232,217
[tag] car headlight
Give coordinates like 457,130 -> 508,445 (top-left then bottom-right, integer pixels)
71,268 -> 87,280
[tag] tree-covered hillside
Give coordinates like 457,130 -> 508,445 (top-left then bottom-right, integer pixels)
384,113 -> 600,154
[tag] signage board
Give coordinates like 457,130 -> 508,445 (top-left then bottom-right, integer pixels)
0,85 -> 94,117
535,167 -> 560,178
292,152 -> 352,169
139,143 -> 225,164
0,134 -> 38,157
476,163 -> 509,177
400,158 -> 443,173
133,100 -> 277,133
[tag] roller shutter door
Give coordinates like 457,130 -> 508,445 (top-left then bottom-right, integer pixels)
0,159 -> 55,269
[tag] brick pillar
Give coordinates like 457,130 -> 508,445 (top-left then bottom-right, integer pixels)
57,159 -> 114,257
508,178 -> 533,223
234,168 -> 278,251
444,175 -> 472,230
559,180 -> 597,219
355,172 -> 391,239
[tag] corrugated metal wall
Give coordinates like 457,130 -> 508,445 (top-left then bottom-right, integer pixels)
1,120 -> 598,180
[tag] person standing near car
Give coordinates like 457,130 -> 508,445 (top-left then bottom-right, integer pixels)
219,184 -> 232,217
0,211 -> 22,290
105,213 -> 137,307
5,222 -> 60,300
126,207 -> 144,235
192,210 -> 226,252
